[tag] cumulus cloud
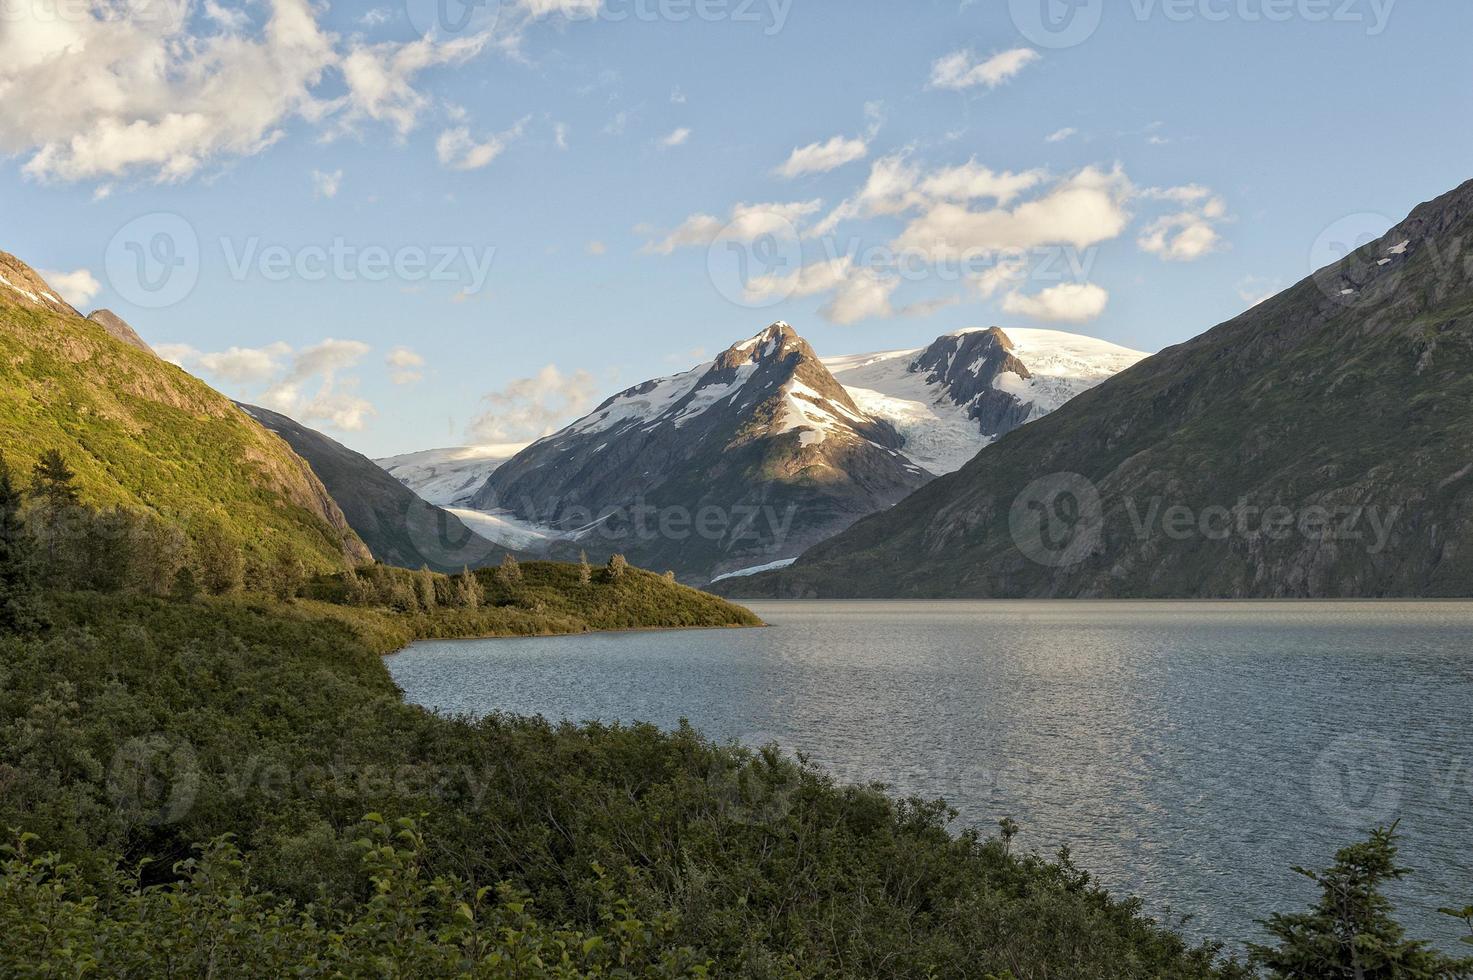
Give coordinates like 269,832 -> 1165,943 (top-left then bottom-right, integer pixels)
811,155 -> 1046,237
0,0 -> 501,184
467,365 -> 600,443
775,135 -> 869,179
311,169 -> 343,198
744,256 -> 855,305
642,199 -> 822,254
1001,283 -> 1109,324
893,164 -> 1133,263
164,338 -> 376,431
39,268 -> 102,308
436,118 -> 527,171
659,127 -> 691,148
1137,185 -> 1229,261
386,346 -> 425,385
929,48 -> 1040,91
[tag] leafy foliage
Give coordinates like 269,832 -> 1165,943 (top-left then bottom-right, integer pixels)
0,591 -> 1246,978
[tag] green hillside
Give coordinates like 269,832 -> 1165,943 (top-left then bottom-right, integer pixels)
0,252 -> 369,575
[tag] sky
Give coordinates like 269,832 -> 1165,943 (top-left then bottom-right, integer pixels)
3,0 -> 1472,457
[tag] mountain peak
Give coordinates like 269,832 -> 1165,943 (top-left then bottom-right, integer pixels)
0,251 -> 81,318
87,309 -> 154,355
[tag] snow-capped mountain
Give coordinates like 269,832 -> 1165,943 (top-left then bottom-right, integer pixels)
376,444 -> 528,507
827,327 -> 1148,474
446,321 -> 1147,584
470,322 -> 930,582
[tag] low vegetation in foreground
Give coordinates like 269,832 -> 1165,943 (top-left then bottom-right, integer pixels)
2,455 -> 1471,977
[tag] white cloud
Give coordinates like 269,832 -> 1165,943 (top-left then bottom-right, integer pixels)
386,346 -> 425,385
38,268 -> 101,308
643,199 -> 821,254
436,118 -> 527,171
1002,283 -> 1109,324
929,48 -> 1040,91
311,168 -> 343,198
467,365 -> 600,442
586,240 -> 608,256
0,0 -> 493,184
745,256 -> 855,304
1136,186 -> 1229,262
670,86 -> 687,104
811,155 -> 1047,237
775,135 -> 868,179
659,127 -> 691,148
1046,127 -> 1077,143
893,165 -> 1134,263
165,338 -> 376,431
553,121 -> 570,149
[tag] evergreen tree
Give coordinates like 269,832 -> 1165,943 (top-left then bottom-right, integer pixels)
416,566 -> 438,611
578,551 -> 592,586
457,566 -> 484,609
495,553 -> 522,588
664,570 -> 676,583
607,553 -> 628,581
0,455 -> 43,633
1250,826 -> 1473,978
28,449 -> 79,508
171,566 -> 200,602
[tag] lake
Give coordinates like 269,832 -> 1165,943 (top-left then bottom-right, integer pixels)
385,601 -> 1473,952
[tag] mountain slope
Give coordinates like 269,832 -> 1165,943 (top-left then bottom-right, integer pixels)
473,322 -> 930,581
240,404 -> 508,571
0,251 -> 369,572
724,180 -> 1473,599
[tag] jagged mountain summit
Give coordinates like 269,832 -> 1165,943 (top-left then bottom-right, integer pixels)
827,327 -> 1146,474
724,178 -> 1473,599
472,322 -> 929,582
461,321 -> 1144,583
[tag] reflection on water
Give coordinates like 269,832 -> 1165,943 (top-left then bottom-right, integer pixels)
386,601 -> 1473,951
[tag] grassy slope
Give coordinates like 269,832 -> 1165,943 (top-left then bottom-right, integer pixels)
0,586 -> 1242,979
0,278 -> 369,572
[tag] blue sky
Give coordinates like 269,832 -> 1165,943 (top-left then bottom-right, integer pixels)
3,0 -> 1471,456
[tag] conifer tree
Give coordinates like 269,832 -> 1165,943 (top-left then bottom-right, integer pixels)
578,551 -> 592,586
28,449 -> 79,508
0,455 -> 43,633
1251,826 -> 1473,978
496,553 -> 522,588
607,553 -> 628,581
458,566 -> 484,609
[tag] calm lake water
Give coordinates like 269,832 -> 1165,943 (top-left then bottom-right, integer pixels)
386,601 -> 1473,952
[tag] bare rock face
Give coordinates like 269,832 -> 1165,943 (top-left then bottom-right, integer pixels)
87,309 -> 154,355
909,328 -> 1037,438
726,178 -> 1473,599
